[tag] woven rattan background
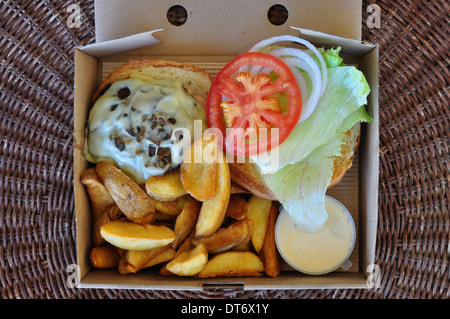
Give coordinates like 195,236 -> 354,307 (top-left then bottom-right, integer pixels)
0,0 -> 448,299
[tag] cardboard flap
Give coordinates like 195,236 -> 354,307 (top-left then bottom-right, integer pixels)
80,29 -> 162,58
94,0 -> 362,55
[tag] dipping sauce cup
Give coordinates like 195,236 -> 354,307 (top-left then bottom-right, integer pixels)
275,195 -> 356,275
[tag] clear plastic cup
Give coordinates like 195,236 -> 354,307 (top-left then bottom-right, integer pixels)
275,195 -> 356,275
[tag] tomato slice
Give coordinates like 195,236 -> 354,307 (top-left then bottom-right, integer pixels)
206,52 -> 302,157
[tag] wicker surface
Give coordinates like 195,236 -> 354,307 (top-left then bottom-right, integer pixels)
0,0 -> 448,299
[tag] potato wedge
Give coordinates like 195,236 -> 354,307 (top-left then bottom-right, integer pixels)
150,194 -> 191,216
231,219 -> 254,251
91,212 -> 113,247
193,219 -> 251,254
246,195 -> 272,253
107,204 -> 123,220
100,219 -> 175,251
181,134 -> 218,201
231,237 -> 253,251
118,244 -> 170,274
225,195 -> 247,220
172,198 -> 201,249
119,246 -> 176,275
166,244 -> 208,276
155,211 -> 178,222
195,150 -> 230,237
81,168 -> 119,218
176,233 -> 195,256
145,169 -> 187,201
81,168 -> 119,246
259,204 -> 281,278
95,161 -> 155,224
198,251 -> 264,278
89,245 -> 120,269
159,263 -> 175,276
230,181 -> 251,195
142,247 -> 176,268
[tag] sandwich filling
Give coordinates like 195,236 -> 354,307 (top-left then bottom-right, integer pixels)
85,78 -> 207,184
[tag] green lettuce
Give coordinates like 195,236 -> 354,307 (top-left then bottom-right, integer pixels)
255,49 -> 373,232
315,47 -> 345,68
262,132 -> 344,232
256,65 -> 371,173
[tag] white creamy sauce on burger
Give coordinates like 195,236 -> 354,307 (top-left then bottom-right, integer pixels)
85,78 -> 207,184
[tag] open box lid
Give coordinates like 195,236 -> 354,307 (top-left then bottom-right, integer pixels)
93,0 -> 363,56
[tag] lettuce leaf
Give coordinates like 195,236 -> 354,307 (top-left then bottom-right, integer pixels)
316,47 -> 345,68
255,54 -> 372,232
262,132 -> 345,232
255,65 -> 371,174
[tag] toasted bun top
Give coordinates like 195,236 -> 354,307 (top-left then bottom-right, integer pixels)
93,59 -> 212,103
328,122 -> 361,188
229,123 -> 361,200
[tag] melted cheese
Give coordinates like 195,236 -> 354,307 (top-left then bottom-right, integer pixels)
85,78 -> 207,184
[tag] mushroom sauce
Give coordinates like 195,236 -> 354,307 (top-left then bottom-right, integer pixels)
85,78 -> 207,184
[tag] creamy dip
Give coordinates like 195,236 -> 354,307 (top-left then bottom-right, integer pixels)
275,196 -> 356,275
85,78 -> 207,184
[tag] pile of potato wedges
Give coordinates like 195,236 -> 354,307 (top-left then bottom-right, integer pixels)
82,134 -> 281,278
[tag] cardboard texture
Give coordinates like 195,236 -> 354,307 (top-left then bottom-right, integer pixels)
94,0 -> 363,48
74,0 -> 378,290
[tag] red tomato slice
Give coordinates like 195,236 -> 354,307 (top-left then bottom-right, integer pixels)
206,52 -> 302,157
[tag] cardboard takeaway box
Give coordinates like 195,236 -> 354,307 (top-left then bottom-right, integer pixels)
74,0 -> 379,290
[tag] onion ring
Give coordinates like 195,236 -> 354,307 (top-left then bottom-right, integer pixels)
248,35 -> 329,123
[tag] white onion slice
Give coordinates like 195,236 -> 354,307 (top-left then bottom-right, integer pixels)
230,34 -> 328,124
269,48 -> 322,123
238,64 -> 251,74
249,35 -> 328,95
258,66 -> 273,75
248,35 -> 329,123
287,63 -> 309,106
278,58 -> 309,117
